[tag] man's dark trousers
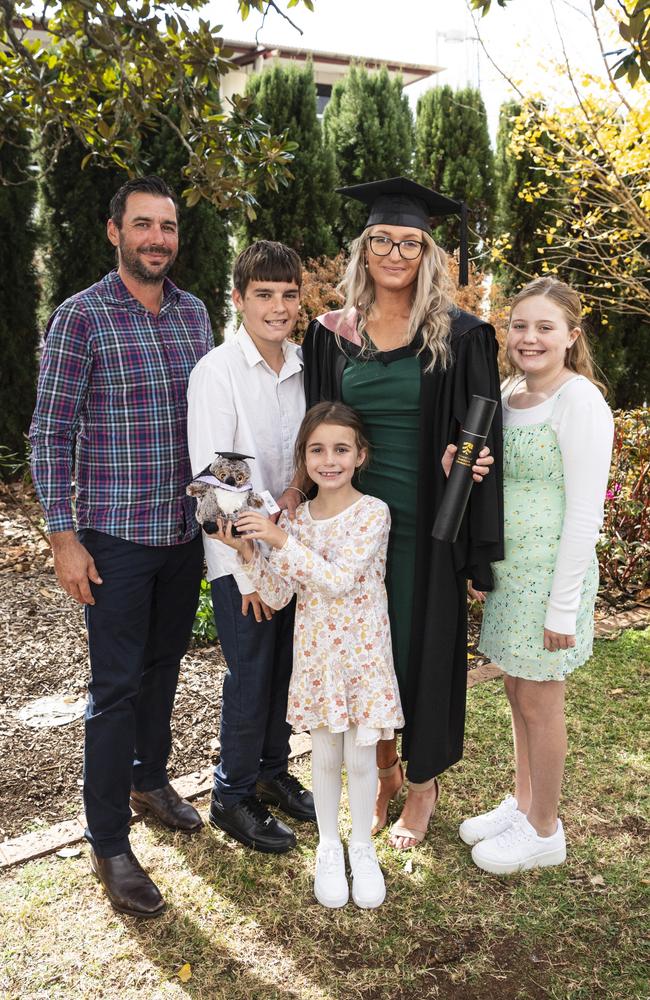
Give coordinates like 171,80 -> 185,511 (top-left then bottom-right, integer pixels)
80,529 -> 203,858
211,575 -> 295,807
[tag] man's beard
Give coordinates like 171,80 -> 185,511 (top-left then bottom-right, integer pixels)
119,238 -> 177,284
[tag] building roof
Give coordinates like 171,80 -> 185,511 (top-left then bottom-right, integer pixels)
223,37 -> 442,87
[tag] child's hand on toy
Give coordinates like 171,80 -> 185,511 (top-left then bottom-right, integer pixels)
442,444 -> 494,483
234,511 -> 288,550
543,628 -> 576,652
214,518 -> 255,560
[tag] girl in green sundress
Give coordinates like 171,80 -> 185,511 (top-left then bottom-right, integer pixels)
460,277 -> 614,875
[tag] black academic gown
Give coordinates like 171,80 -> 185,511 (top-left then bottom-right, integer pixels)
302,310 -> 504,781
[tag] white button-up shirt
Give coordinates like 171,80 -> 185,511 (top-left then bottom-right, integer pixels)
187,324 -> 305,592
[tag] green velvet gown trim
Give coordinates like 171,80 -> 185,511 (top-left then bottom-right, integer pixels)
342,353 -> 421,693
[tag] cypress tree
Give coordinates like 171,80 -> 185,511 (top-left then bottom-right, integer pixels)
493,99 -> 552,295
242,62 -> 336,258
41,139 -> 124,309
141,110 -> 231,337
414,85 -> 494,255
0,130 -> 39,469
323,66 -> 414,245
42,116 -> 231,339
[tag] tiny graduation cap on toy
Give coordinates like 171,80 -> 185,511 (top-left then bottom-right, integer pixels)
193,452 -> 254,485
337,176 -> 469,285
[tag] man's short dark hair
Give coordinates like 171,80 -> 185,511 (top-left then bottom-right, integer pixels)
233,240 -> 302,296
109,175 -> 179,229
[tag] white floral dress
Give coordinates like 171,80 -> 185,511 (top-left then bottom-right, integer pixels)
240,494 -> 404,745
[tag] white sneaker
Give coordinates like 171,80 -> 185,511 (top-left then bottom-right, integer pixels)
313,841 -> 349,908
459,795 -> 521,846
471,815 -> 566,875
348,841 -> 386,909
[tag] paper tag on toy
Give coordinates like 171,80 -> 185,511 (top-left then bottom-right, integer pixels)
260,491 -> 280,515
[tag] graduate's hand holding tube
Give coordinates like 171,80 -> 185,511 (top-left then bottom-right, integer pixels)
442,444 -> 494,482
433,396 -> 498,544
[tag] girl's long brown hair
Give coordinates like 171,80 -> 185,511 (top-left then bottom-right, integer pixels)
294,402 -> 371,485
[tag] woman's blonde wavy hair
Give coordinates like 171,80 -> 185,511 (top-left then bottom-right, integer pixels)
336,226 -> 455,371
506,276 -> 607,395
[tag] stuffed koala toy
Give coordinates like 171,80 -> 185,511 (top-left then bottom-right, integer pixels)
187,452 -> 266,536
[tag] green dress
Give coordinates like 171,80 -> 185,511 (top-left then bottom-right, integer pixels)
342,352 -> 421,694
479,421 -> 598,680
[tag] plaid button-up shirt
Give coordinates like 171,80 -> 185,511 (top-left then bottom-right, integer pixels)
30,270 -> 213,546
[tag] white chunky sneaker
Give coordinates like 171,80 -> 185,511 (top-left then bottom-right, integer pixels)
348,842 -> 386,909
459,795 -> 521,846
471,815 -> 566,875
313,841 -> 349,908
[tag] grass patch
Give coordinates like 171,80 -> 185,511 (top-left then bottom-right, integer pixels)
1,630 -> 648,1000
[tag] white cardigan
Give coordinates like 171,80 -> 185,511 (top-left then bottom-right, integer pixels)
502,376 -> 614,635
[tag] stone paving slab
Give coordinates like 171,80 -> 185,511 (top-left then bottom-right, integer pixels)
2,609 -> 648,871
0,732 -> 313,870
0,817 -> 86,868
594,606 -> 650,637
467,662 -> 503,687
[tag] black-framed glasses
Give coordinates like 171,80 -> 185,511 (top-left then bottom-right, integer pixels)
367,235 -> 424,260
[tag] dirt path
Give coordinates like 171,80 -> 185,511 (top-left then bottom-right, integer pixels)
0,484 -> 226,841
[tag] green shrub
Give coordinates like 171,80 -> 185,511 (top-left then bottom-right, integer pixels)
192,577 -> 217,646
598,408 -> 650,598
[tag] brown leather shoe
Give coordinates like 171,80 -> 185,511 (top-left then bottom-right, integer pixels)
90,848 -> 165,918
130,784 -> 203,833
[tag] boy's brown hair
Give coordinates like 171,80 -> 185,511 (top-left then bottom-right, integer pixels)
294,402 -> 371,485
233,240 -> 302,296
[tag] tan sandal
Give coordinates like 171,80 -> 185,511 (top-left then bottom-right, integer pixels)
371,756 -> 404,835
389,777 -> 440,849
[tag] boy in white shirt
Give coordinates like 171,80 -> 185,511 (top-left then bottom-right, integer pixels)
187,241 -> 315,853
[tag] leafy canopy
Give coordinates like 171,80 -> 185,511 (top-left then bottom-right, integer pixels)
0,1 -> 316,210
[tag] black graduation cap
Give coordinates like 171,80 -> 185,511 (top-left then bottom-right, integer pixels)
337,176 -> 469,285
193,453 -> 255,480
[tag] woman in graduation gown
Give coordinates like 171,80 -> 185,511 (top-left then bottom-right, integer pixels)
296,177 -> 504,849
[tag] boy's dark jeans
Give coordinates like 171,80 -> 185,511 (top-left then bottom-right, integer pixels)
211,575 -> 295,808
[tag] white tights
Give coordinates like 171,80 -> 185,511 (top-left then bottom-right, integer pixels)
310,727 -> 377,845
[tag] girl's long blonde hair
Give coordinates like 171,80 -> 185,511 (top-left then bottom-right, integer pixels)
336,226 -> 454,371
507,277 -> 607,395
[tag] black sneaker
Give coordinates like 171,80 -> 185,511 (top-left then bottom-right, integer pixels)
257,771 -> 317,823
209,795 -> 296,853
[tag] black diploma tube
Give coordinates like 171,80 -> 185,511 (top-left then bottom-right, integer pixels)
432,394 -> 498,544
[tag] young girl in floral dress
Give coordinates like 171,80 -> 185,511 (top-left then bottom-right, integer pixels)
217,402 -> 403,909
460,277 -> 614,874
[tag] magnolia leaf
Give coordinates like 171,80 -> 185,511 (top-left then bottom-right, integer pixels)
177,963 -> 192,983
183,187 -> 202,208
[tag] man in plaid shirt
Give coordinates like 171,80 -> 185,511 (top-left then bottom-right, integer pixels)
30,176 -> 213,918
